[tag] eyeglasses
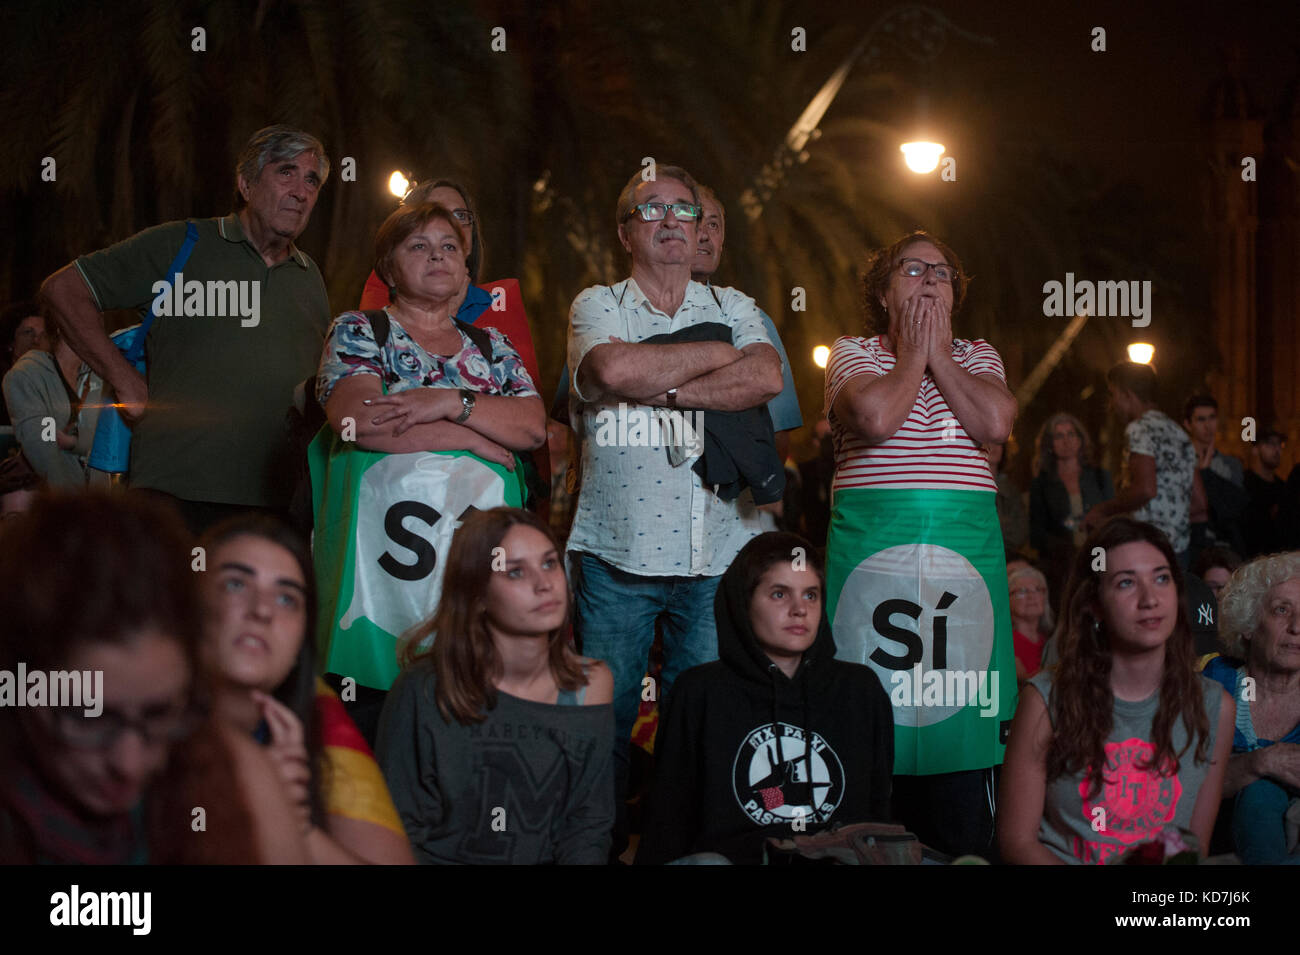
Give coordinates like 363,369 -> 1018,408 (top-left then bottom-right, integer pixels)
41,703 -> 199,750
897,258 -> 958,283
449,208 -> 475,225
624,201 -> 701,223
1011,586 -> 1047,598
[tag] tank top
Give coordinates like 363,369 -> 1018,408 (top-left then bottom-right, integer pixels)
1027,668 -> 1222,864
556,664 -> 590,705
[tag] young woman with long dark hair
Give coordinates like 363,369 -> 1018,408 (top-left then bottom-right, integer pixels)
198,514 -> 413,864
375,507 -> 614,864
998,517 -> 1235,863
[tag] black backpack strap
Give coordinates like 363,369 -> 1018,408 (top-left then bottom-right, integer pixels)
364,309 -> 496,365
454,318 -> 495,364
362,309 -> 390,350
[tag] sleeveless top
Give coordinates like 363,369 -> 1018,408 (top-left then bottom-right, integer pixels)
556,664 -> 591,705
1027,668 -> 1222,864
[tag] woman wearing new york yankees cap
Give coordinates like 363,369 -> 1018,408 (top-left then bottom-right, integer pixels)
823,230 -> 1017,858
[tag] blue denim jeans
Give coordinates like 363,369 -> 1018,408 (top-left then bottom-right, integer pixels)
570,552 -> 721,764
1232,777 -> 1300,864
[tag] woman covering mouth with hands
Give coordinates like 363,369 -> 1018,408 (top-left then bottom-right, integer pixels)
823,230 -> 1017,859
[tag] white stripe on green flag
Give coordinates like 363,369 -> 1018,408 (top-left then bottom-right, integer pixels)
826,487 -> 1016,775
309,428 -> 526,691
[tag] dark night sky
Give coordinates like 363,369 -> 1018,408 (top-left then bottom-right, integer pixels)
903,0 -> 1300,201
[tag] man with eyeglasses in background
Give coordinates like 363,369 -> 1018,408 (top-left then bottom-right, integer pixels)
565,164 -> 783,859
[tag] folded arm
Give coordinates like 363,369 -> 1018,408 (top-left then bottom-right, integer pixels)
577,339 -> 742,402
644,343 -> 783,412
324,375 -> 519,469
928,355 -> 1017,445
1084,453 -> 1156,529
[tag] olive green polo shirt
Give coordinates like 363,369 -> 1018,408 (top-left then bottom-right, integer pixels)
75,214 -> 330,506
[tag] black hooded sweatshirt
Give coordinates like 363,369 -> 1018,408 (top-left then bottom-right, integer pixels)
635,560 -> 895,865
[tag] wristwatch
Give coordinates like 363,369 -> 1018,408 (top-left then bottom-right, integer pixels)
666,388 -> 678,409
455,389 -> 476,423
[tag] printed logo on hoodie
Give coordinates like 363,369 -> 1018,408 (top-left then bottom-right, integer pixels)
732,722 -> 844,826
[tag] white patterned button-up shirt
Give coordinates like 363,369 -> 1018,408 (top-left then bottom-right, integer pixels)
566,278 -> 773,576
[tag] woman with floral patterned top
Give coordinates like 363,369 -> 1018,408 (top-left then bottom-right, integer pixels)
316,200 -> 546,461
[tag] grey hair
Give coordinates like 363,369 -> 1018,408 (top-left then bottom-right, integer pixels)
1217,551 -> 1300,658
696,183 -> 724,222
234,126 -> 329,208
614,164 -> 699,230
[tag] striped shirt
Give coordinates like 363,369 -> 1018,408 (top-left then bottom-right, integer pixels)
824,335 -> 1005,494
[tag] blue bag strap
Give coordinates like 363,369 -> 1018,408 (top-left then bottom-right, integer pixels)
125,220 -> 199,363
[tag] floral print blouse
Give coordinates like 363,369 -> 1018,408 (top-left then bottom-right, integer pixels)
316,309 -> 539,407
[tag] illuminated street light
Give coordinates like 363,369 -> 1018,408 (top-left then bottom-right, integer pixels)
813,345 -> 830,368
1127,342 -> 1155,364
388,170 -> 411,199
900,141 -> 945,174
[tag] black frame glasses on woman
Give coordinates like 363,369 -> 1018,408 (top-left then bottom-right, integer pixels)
624,201 -> 702,223
897,258 -> 958,283
39,702 -> 200,749
448,208 -> 475,225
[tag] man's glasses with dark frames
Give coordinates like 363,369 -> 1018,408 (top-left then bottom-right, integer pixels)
624,201 -> 702,223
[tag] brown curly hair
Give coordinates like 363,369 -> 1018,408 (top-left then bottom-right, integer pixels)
1045,517 -> 1211,799
861,230 -> 969,335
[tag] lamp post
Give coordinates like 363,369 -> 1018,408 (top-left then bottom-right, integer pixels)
900,141 -> 946,173
1127,342 -> 1155,364
388,170 -> 411,199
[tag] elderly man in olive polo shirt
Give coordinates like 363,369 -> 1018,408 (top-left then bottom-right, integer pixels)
40,125 -> 331,531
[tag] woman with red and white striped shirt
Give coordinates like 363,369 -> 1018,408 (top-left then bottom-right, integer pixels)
822,230 -> 1017,859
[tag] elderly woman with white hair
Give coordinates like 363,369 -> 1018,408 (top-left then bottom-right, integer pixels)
1203,552 -> 1300,864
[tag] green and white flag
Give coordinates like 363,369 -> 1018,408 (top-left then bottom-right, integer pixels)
309,430 -> 526,691
825,488 -> 1016,776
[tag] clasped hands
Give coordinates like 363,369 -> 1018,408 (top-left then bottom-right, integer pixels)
894,294 -> 954,371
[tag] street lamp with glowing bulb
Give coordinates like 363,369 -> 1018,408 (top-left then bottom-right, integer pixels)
388,170 -> 411,199
1127,343 -> 1155,364
901,141 -> 945,174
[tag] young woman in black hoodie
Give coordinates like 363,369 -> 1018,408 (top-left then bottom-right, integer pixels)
636,532 -> 895,864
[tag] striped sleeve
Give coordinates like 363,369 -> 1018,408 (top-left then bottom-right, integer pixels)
961,339 -> 1006,382
824,336 -> 883,413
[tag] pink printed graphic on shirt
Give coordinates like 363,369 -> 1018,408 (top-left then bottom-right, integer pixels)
1072,737 -> 1181,864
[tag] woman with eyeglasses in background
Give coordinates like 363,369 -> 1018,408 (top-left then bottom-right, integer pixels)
1008,561 -> 1054,682
0,492 -> 306,863
824,230 -> 1018,859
